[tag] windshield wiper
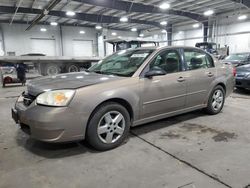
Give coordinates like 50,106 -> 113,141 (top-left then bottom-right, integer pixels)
91,70 -> 103,74
102,72 -> 127,77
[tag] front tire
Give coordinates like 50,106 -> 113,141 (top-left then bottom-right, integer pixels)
205,85 -> 225,115
86,102 -> 131,151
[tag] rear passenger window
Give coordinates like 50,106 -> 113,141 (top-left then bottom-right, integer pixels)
184,50 -> 214,70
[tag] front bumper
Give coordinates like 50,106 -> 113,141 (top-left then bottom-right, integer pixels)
12,96 -> 86,143
236,78 -> 250,89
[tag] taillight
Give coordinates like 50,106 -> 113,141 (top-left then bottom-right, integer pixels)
233,67 -> 236,77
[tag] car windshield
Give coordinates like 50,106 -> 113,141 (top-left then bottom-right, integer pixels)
88,49 -> 153,77
225,53 -> 249,61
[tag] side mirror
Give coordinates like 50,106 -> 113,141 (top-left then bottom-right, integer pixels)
145,69 -> 166,78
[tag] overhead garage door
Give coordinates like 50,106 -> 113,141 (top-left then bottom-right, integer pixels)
73,40 -> 93,57
30,38 -> 56,56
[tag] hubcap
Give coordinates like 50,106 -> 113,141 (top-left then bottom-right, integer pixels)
212,89 -> 223,111
97,111 -> 125,144
68,65 -> 79,72
47,66 -> 59,75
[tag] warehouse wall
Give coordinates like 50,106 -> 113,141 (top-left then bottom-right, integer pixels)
61,26 -> 97,56
0,23 -> 137,57
144,18 -> 250,53
214,21 -> 250,53
0,23 -> 62,56
172,29 -> 203,46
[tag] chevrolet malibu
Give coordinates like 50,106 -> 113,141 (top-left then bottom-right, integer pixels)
12,46 -> 235,150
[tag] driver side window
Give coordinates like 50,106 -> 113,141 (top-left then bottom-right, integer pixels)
150,50 -> 181,74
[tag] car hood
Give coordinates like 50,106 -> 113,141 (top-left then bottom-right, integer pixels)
26,71 -> 124,96
222,60 -> 242,64
236,64 -> 250,72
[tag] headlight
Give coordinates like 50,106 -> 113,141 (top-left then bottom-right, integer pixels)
36,90 -> 75,107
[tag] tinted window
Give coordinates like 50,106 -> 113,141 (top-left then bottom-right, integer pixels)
184,50 -> 214,70
150,50 -> 181,73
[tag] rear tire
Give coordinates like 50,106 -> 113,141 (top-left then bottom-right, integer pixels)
66,64 -> 80,73
41,64 -> 60,76
205,85 -> 225,115
86,102 -> 131,151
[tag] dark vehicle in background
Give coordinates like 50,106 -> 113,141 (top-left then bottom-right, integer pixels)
222,52 -> 250,67
235,64 -> 250,90
105,38 -> 160,53
195,42 -> 218,55
195,42 -> 229,59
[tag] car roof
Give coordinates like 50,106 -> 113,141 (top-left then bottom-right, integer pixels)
231,52 -> 250,55
135,46 -> 202,51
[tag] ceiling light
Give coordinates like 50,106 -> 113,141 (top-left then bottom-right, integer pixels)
79,30 -> 85,34
131,28 -> 137,32
193,23 -> 200,28
111,32 -> 117,36
50,22 -> 58,26
161,29 -> 167,33
160,21 -> 167,25
159,2 -> 170,10
40,28 -> 47,32
95,25 -> 102,30
66,11 -> 75,16
118,36 -> 122,39
139,33 -> 144,37
120,16 -> 128,22
238,15 -> 247,20
204,10 -> 214,16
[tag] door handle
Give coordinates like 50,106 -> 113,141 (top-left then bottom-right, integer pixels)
207,72 -> 214,77
177,77 -> 185,82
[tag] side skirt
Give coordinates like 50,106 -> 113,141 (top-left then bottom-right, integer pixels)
132,104 -> 206,127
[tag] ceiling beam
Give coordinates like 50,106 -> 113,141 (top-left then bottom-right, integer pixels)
0,6 -> 163,29
230,0 -> 250,8
0,19 -> 133,32
72,0 -> 206,21
26,0 -> 62,30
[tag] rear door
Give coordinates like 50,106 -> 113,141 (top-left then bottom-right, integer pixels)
183,48 -> 216,107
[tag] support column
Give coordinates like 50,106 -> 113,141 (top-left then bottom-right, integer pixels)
167,24 -> 173,46
203,21 -> 208,42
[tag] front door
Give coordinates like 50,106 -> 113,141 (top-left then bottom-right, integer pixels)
140,49 -> 187,119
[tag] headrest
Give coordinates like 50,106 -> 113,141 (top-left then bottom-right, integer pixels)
166,57 -> 178,64
190,57 -> 203,65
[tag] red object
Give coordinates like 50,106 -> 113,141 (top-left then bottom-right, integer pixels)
3,76 -> 13,84
232,67 -> 236,77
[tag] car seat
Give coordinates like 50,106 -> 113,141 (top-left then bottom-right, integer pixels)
190,57 -> 203,70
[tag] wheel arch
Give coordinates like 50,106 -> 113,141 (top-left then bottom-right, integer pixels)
216,82 -> 226,94
205,82 -> 227,105
86,98 -> 134,133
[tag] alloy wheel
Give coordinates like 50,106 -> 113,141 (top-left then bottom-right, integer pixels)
97,111 -> 125,144
212,89 -> 224,111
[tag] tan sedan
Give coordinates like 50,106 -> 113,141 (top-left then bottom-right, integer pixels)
12,46 -> 235,150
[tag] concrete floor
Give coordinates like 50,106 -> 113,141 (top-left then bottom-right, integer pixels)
1,86 -> 250,188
